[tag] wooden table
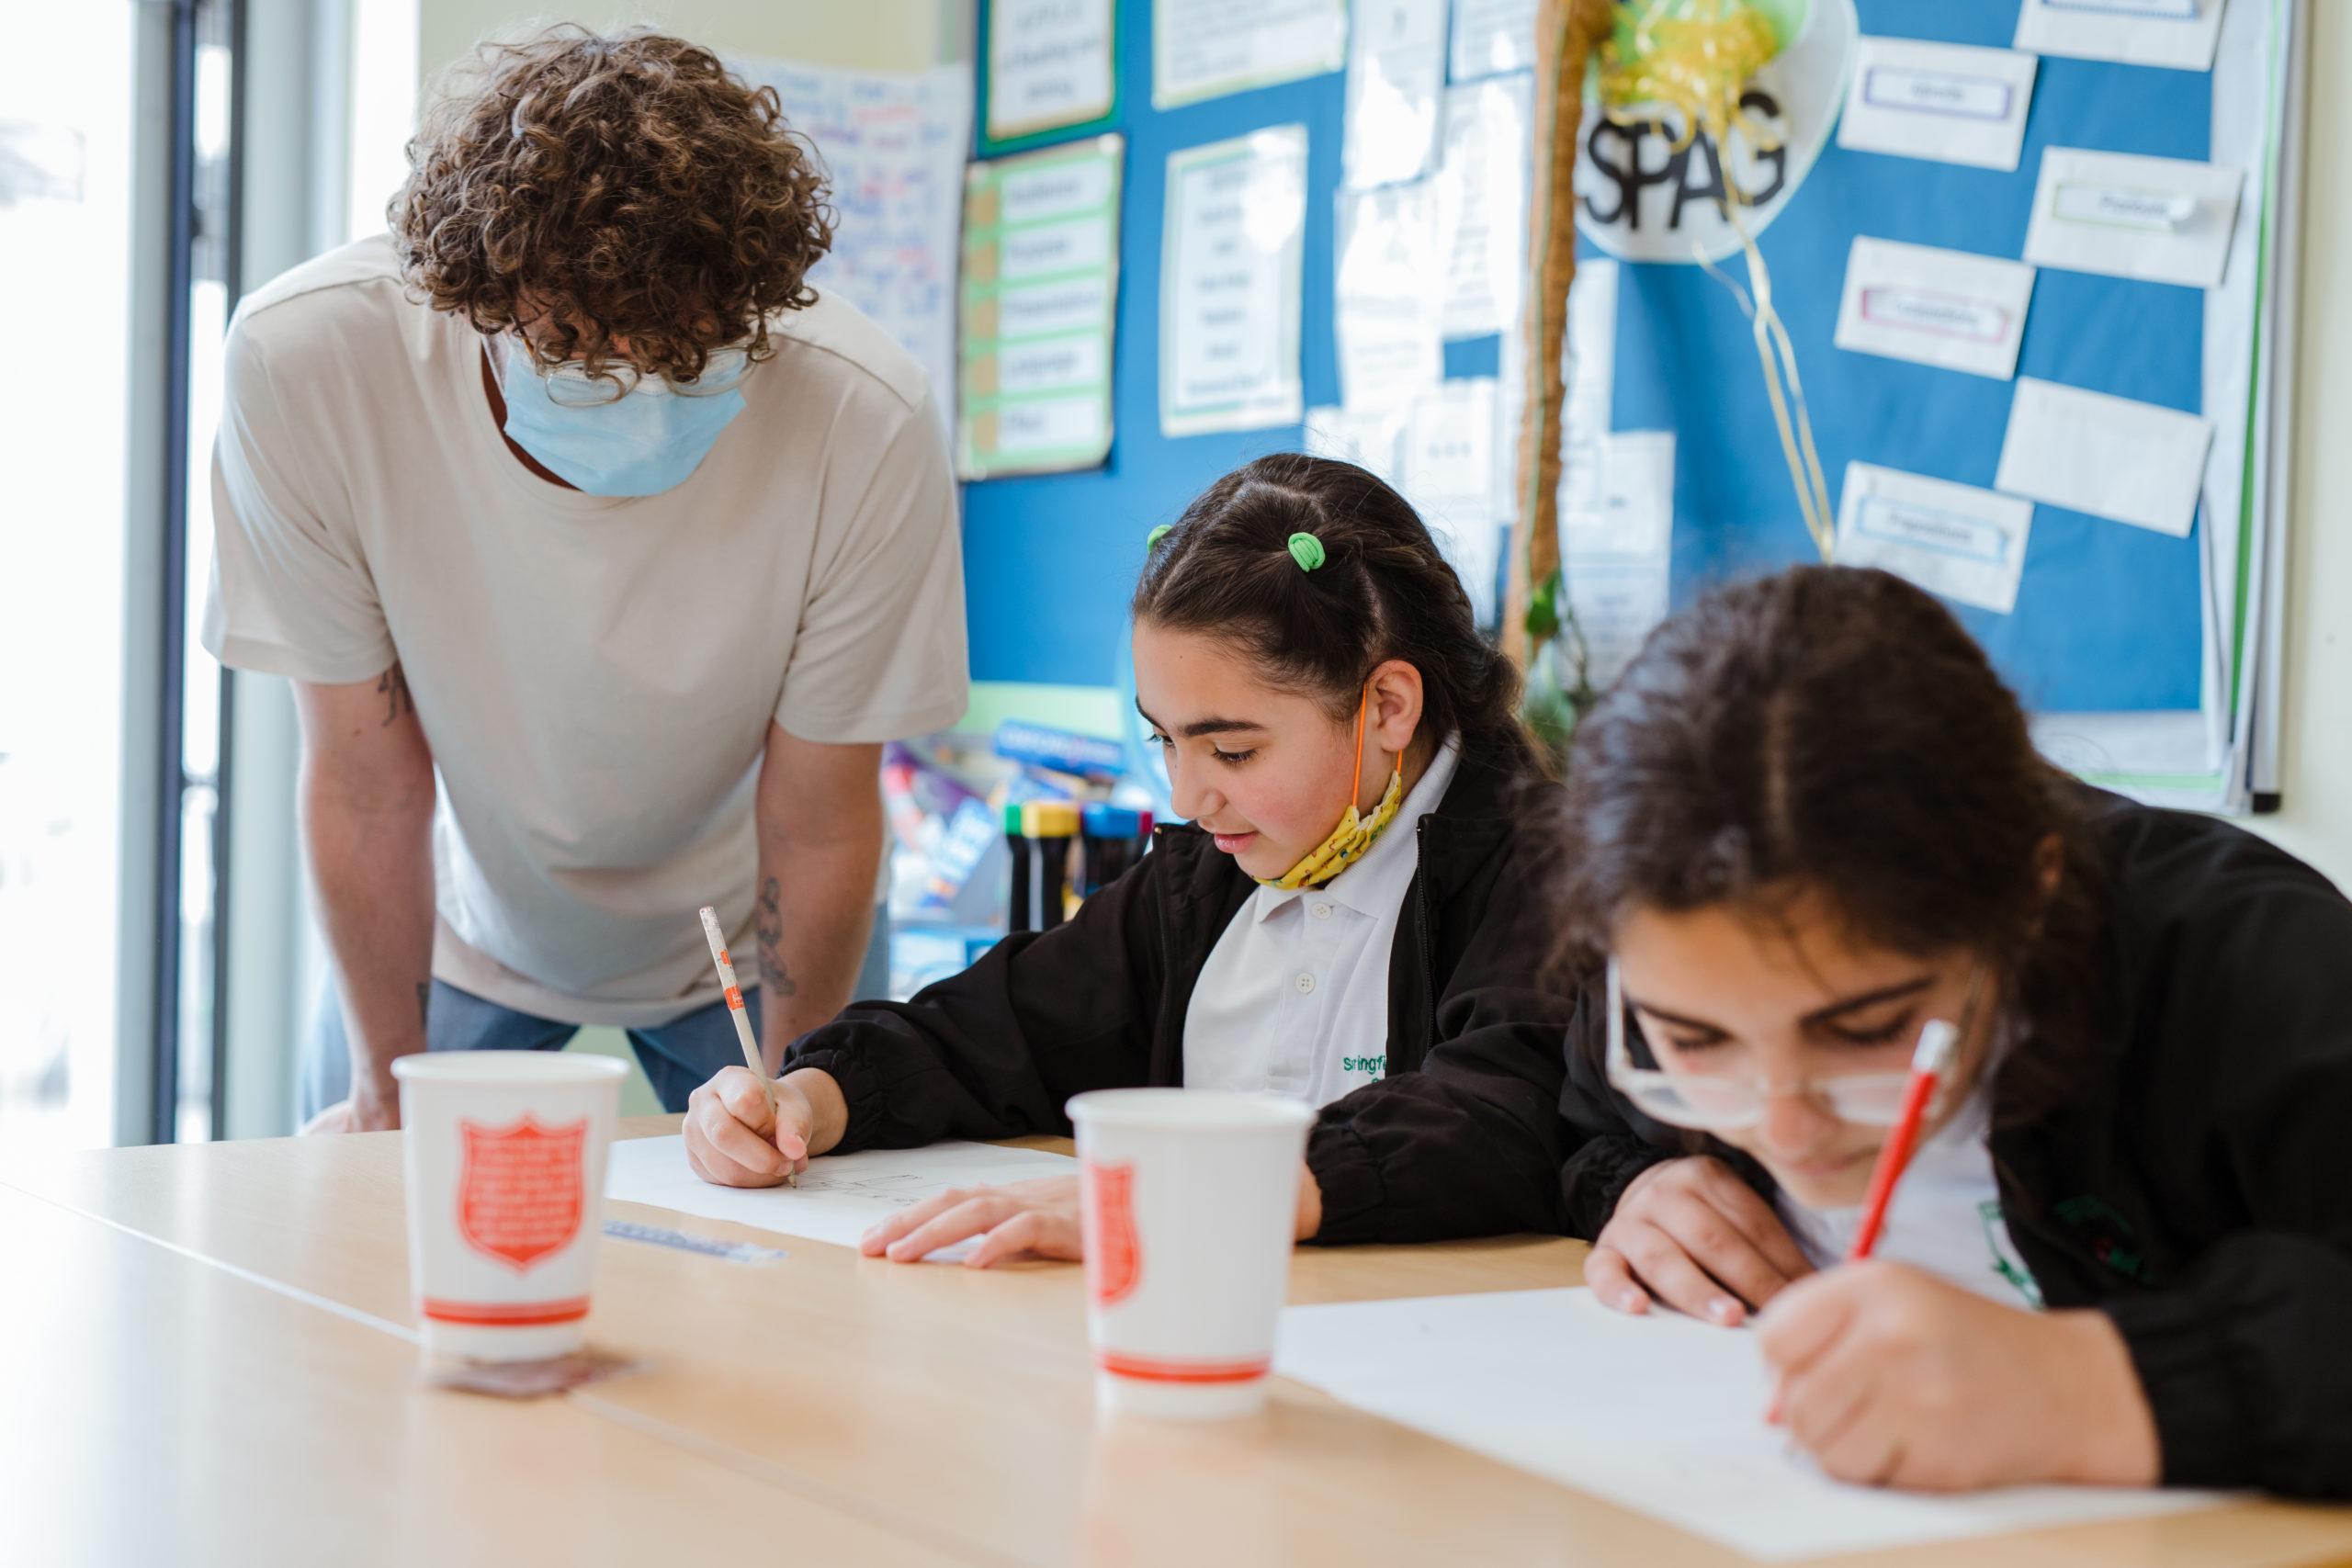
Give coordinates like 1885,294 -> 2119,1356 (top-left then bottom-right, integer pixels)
4,1116 -> 2347,1568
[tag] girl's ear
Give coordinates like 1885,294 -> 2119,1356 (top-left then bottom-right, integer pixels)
1365,658 -> 1424,759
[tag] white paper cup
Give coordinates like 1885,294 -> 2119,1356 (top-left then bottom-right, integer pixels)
394,1051 -> 628,1362
1069,1089 -> 1315,1419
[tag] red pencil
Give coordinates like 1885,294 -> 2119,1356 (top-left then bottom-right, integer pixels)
1846,1019 -> 1962,1262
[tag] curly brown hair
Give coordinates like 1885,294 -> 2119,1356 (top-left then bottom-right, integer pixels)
392,26 -> 834,387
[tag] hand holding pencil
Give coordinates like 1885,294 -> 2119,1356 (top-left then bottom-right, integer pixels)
696,905 -> 797,1188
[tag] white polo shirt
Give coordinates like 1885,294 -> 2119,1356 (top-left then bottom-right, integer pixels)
203,236 -> 968,1025
1182,739 -> 1460,1106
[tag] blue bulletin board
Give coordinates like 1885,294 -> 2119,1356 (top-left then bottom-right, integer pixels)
958,0 -> 2295,795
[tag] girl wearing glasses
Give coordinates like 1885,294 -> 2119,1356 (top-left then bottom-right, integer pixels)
1551,565 -> 2352,1500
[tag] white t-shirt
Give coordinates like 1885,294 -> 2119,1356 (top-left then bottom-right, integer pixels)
203,237 -> 969,1025
1776,1092 -> 2045,1309
1182,740 -> 1460,1107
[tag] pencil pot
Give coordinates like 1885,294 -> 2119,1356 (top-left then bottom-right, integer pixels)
394,1051 -> 628,1362
1068,1089 -> 1314,1419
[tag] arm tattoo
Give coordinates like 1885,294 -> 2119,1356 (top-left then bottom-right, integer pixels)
377,662 -> 414,728
755,875 -> 797,997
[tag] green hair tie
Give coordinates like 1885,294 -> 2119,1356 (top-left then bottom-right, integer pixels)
1287,532 -> 1327,572
1147,524 -> 1173,551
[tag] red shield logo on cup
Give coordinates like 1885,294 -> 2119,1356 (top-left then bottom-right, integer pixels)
1083,1158 -> 1140,1307
458,1115 -> 587,1272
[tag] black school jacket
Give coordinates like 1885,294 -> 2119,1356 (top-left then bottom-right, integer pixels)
1554,794 -> 2352,1500
779,747 -> 1577,1244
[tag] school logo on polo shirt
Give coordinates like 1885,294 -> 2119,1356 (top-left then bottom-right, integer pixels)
1573,0 -> 1860,265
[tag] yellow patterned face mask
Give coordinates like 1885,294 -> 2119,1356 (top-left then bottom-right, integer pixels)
1261,687 -> 1405,892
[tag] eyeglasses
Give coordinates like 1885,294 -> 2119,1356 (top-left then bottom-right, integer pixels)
515,339 -> 758,408
1601,957 -> 1960,1132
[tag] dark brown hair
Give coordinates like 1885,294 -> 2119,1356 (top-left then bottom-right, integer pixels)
393,26 -> 834,386
1555,565 -> 2110,1116
1132,454 -> 1534,770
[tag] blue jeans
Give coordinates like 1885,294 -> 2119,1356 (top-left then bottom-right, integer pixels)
301,908 -> 890,1120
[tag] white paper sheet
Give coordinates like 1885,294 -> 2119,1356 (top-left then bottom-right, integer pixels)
1837,462 -> 2035,615
1835,237 -> 2037,381
1437,74 -> 1533,341
987,0 -> 1115,142
1402,378 -> 1503,624
1305,405 -> 1408,497
1274,1289 -> 2221,1562
1450,0 -> 1537,81
2024,147 -> 2245,290
605,1135 -> 1079,1258
1153,0 -> 1348,109
1334,180 -> 1443,415
1838,37 -> 2038,173
2014,0 -> 2228,73
1563,432 -> 1673,688
1343,0 -> 1448,190
1996,378 -> 2215,537
1160,126 -> 1308,437
1557,259 -> 1619,520
732,59 -> 970,423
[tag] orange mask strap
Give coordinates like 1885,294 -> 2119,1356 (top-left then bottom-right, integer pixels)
1349,685 -> 1370,810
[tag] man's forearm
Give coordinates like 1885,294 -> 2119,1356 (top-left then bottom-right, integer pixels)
303,774 -> 437,1110
753,806 -> 884,1068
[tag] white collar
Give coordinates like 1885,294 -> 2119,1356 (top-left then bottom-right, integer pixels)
1250,737 -> 1462,922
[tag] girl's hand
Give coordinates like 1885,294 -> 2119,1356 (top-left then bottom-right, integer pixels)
1758,1260 -> 2161,1492
861,1176 -> 1082,1267
683,1066 -> 814,1187
1587,1156 -> 1815,1325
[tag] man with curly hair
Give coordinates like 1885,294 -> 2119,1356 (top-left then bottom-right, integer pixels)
202,29 -> 967,1131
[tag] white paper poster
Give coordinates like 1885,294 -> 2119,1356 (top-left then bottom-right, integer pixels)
1403,378 -> 1503,624
1450,0 -> 1538,81
1334,180 -> 1443,416
1835,237 -> 2037,381
2015,0 -> 2229,73
1558,259 -> 1619,522
1837,37 -> 2038,173
1160,127 -> 1308,437
1304,405 -> 1407,489
1837,462 -> 2035,615
959,136 -> 1122,479
1154,0 -> 1347,109
1437,74 -> 1533,341
1275,1290 -> 2221,1563
987,0 -> 1115,143
1343,0 -> 1449,190
2024,147 -> 2245,290
1564,432 -> 1674,689
734,59 -> 971,422
1996,378 -> 2215,537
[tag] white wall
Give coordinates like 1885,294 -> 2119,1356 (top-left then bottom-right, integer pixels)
417,1 -> 967,85
2248,2 -> 2352,890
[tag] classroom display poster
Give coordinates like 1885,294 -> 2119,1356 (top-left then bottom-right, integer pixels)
960,137 -> 1125,478
733,57 -> 971,424
986,0 -> 1118,149
1550,0 -> 2299,812
1159,126 -> 1308,437
1152,0 -> 1348,109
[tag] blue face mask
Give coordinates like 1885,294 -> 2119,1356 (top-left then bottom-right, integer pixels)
492,334 -> 749,498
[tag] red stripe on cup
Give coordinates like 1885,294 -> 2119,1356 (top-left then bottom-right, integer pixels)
1096,1350 -> 1270,1384
421,1296 -> 591,1326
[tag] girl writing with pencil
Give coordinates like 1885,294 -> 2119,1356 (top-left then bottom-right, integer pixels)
682,454 -> 1576,1261
1548,564 -> 2352,1499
